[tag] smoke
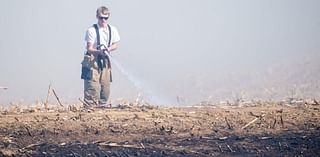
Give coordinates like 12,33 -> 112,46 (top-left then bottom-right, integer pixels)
112,57 -> 175,105
1,0 -> 319,106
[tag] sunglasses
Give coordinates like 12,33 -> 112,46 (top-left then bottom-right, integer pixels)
99,16 -> 109,20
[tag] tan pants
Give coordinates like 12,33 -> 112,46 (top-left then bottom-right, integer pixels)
82,55 -> 111,106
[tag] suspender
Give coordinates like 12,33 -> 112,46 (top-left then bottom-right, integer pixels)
93,24 -> 112,49
93,24 -> 101,49
107,25 -> 111,47
93,24 -> 113,82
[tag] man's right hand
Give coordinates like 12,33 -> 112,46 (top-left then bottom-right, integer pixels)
86,42 -> 106,56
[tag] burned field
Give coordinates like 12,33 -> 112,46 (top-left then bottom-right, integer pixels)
0,100 -> 319,156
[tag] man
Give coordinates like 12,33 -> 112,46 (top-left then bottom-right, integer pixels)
82,6 -> 120,107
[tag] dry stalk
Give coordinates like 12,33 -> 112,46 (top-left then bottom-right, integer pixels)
272,118 -> 277,129
280,115 -> 284,128
227,144 -> 235,152
225,117 -> 232,129
217,143 -> 223,152
52,88 -> 63,107
98,142 -> 144,149
44,83 -> 51,110
78,98 -> 90,108
89,96 -> 99,106
242,114 -> 265,129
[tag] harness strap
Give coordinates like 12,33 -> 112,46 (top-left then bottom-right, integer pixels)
93,24 -> 113,82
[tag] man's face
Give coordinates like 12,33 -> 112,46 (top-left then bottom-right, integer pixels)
98,14 -> 109,27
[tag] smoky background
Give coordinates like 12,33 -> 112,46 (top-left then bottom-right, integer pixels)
0,0 -> 319,105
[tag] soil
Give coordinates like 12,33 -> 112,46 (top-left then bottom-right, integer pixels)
0,100 -> 319,157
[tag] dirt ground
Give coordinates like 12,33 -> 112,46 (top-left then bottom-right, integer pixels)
0,99 -> 319,157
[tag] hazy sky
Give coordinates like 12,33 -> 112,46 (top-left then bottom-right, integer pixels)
0,0 -> 319,105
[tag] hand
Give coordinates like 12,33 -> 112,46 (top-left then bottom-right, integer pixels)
103,47 -> 110,52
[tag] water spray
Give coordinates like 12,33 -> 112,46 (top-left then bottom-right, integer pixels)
98,44 -> 173,105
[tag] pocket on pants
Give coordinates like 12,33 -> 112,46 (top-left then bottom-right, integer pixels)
81,66 -> 92,80
81,55 -> 93,67
81,54 -> 94,80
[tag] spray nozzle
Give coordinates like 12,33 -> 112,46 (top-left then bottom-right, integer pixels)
97,44 -> 107,50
